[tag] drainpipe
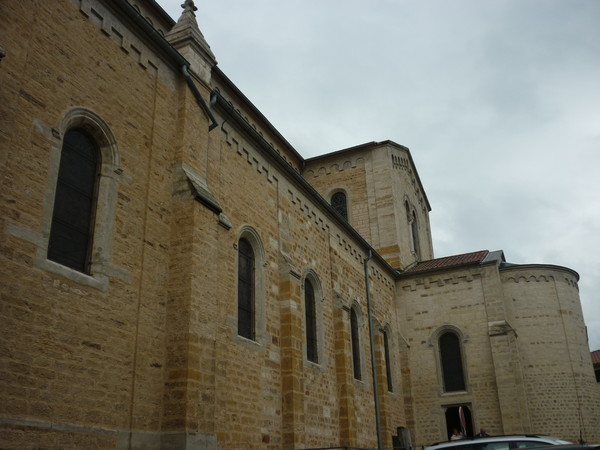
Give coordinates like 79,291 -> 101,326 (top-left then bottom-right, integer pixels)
364,249 -> 383,449
182,64 -> 218,131
109,0 -> 218,131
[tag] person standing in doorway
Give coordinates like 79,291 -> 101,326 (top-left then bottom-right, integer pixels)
451,429 -> 464,440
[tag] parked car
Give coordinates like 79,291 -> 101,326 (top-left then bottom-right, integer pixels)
425,435 -> 573,450
531,446 -> 600,450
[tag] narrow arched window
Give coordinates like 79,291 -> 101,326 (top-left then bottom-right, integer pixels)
237,238 -> 255,340
47,129 -> 100,273
351,306 -> 361,380
305,279 -> 318,363
383,329 -> 393,392
331,191 -> 348,221
439,332 -> 465,392
411,211 -> 420,258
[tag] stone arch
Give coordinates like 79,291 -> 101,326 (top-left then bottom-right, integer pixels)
37,107 -> 124,290
58,107 -> 120,167
330,188 -> 349,221
301,269 -> 325,366
235,225 -> 267,346
430,325 -> 469,393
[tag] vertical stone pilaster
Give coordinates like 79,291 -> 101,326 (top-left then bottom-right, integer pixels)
374,331 -> 392,449
279,261 -> 305,450
481,264 -> 531,433
334,296 -> 357,446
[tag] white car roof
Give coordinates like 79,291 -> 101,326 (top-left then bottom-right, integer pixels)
425,435 -> 572,450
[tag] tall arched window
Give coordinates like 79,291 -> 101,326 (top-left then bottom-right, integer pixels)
351,306 -> 361,380
406,201 -> 420,258
439,331 -> 465,392
331,191 -> 348,221
410,211 -> 420,258
383,328 -> 393,392
47,129 -> 100,273
305,278 -> 318,363
237,238 -> 255,340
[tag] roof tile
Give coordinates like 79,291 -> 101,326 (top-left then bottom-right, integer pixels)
403,250 -> 490,274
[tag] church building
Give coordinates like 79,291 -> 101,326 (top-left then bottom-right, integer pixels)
1,1 -> 598,448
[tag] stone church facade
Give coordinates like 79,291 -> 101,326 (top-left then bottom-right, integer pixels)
1,1 -> 598,449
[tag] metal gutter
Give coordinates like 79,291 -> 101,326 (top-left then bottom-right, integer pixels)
212,66 -> 305,163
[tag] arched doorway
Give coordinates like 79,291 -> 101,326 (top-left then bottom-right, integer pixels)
445,405 -> 473,439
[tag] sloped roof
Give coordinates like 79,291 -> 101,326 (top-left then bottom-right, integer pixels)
402,250 -> 490,274
592,350 -> 600,365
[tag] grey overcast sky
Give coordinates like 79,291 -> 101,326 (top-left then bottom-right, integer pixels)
157,0 -> 600,351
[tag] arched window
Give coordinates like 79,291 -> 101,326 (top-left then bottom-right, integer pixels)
351,306 -> 361,380
383,328 -> 393,392
410,211 -> 420,258
439,331 -> 465,392
237,237 -> 255,340
406,201 -> 420,258
305,278 -> 318,363
47,129 -> 100,273
331,191 -> 348,221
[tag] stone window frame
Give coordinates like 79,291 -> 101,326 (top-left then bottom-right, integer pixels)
233,225 -> 267,348
301,269 -> 325,367
12,108 -> 128,291
430,325 -> 470,394
330,189 -> 349,221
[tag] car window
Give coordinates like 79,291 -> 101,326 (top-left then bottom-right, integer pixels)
445,444 -> 477,450
513,441 -> 548,448
481,442 -> 511,450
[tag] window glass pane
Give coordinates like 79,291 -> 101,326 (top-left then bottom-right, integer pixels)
331,192 -> 348,220
383,330 -> 393,391
514,442 -> 548,448
351,307 -> 361,380
305,279 -> 317,363
48,129 -> 99,273
237,238 -> 255,340
482,443 -> 510,450
411,212 -> 420,256
450,445 -> 476,450
440,332 -> 466,391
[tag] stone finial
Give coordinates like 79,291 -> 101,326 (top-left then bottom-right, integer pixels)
166,0 -> 216,83
181,0 -> 198,14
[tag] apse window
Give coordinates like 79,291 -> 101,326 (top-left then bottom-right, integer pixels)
439,331 -> 466,392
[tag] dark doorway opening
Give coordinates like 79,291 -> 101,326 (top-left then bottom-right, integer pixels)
392,426 -> 412,450
445,405 -> 473,439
